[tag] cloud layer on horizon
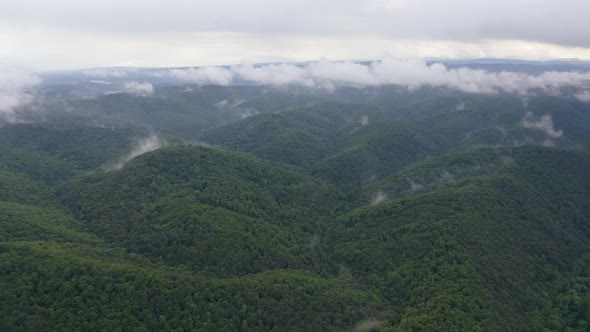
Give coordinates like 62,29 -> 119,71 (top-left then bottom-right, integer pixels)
151,58 -> 590,96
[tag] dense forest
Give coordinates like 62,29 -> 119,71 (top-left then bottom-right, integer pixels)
1,77 -> 590,331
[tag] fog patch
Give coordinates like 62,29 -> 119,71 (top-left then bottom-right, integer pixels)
0,65 -> 41,122
454,100 -> 465,111
353,318 -> 383,332
240,108 -> 259,118
407,179 -> 424,193
575,90 -> 590,102
502,156 -> 515,165
309,234 -> 321,249
337,264 -> 353,281
216,100 -> 229,108
122,81 -> 154,96
113,134 -> 166,170
370,190 -> 387,205
522,112 -> 563,138
440,170 -> 454,183
359,115 -> 369,126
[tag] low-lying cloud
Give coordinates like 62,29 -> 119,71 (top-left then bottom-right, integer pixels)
232,63 -> 314,86
161,57 -> 590,95
575,90 -> 590,102
359,115 -> 369,126
407,179 -> 424,193
168,67 -> 233,85
114,134 -> 165,170
122,81 -> 154,96
370,190 -> 387,205
522,112 -> 563,138
83,69 -> 129,78
0,65 -> 41,121
90,80 -> 112,85
455,100 -> 465,111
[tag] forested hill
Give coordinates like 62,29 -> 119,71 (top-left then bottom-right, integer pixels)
328,146 -> 590,330
1,83 -> 590,331
59,145 -> 338,276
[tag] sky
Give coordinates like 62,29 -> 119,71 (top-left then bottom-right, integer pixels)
2,0 -> 590,70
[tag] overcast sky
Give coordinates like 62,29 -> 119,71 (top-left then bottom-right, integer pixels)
2,0 -> 590,70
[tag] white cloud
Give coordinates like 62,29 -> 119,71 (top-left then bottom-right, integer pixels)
122,81 -> 154,96
166,57 -> 590,96
367,58 -> 590,94
232,63 -> 313,86
168,66 -> 233,85
308,61 -> 376,86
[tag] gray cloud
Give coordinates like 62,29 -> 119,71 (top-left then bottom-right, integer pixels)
0,65 -> 41,121
1,0 -> 589,49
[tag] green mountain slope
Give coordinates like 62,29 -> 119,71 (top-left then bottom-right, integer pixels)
201,112 -> 333,167
0,240 -> 371,332
0,141 -> 372,331
0,123 -> 140,184
327,146 -> 590,330
312,120 -> 440,185
200,102 -> 380,168
60,145 -> 337,276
